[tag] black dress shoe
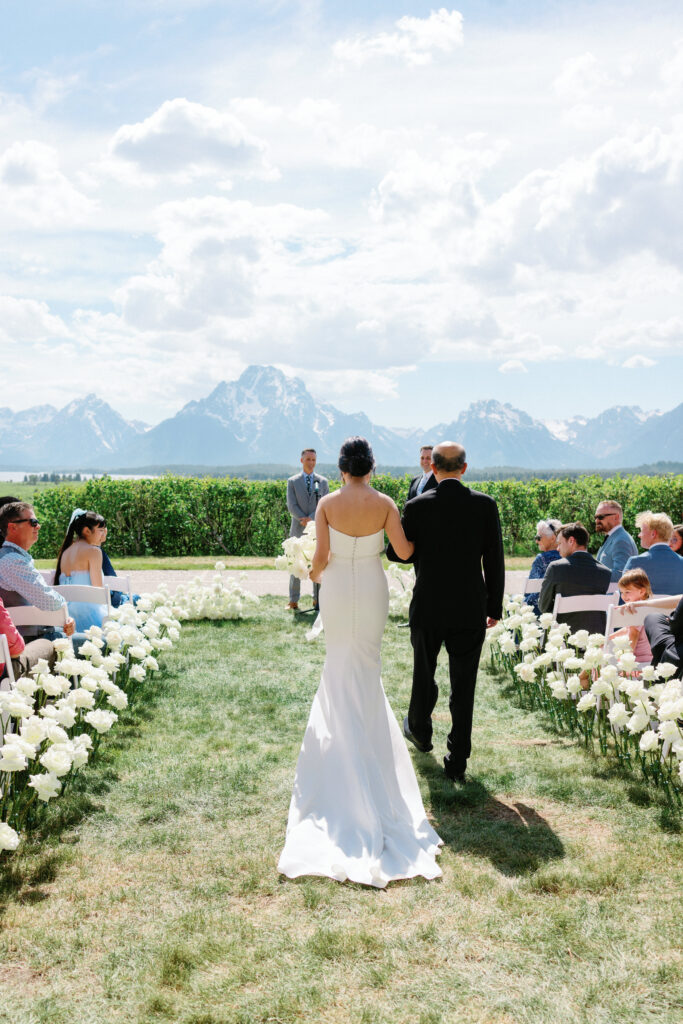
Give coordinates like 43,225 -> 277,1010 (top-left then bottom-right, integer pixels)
403,716 -> 433,754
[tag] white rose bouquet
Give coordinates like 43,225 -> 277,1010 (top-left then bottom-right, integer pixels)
275,521 -> 317,580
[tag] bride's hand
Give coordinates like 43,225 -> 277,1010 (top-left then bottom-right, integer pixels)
309,569 -> 322,584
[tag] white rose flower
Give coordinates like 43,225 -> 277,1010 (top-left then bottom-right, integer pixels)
627,708 -> 651,734
576,693 -> 597,712
44,722 -> 69,745
78,640 -> 102,658
54,704 -> 78,729
0,743 -> 29,772
591,678 -> 614,698
618,652 -> 638,672
538,613 -> 554,629
514,664 -> 536,683
656,663 -> 678,680
565,675 -> 583,694
0,822 -> 20,850
20,716 -> 48,746
639,730 -> 660,752
564,657 -> 585,672
608,702 -> 630,727
568,630 -> 590,650
84,709 -> 117,734
640,666 -> 657,682
107,689 -> 128,711
658,720 -> 682,742
28,772 -> 62,802
53,637 -> 73,653
71,745 -> 89,769
39,745 -> 73,777
79,674 -> 101,693
69,688 -> 96,710
144,656 -> 159,671
6,695 -> 34,718
74,732 -> 93,750
40,674 -> 68,697
15,676 -> 39,697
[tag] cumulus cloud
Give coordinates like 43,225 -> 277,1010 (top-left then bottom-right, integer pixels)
553,53 -> 611,102
0,141 -> 95,227
108,98 -> 276,182
0,295 -> 71,345
498,359 -> 527,374
622,354 -> 656,368
334,8 -> 463,66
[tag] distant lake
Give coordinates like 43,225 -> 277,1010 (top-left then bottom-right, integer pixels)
0,470 -> 156,482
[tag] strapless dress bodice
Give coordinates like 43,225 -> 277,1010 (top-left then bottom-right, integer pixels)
328,525 -> 384,560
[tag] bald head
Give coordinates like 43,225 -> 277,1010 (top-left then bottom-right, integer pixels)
431,442 -> 467,480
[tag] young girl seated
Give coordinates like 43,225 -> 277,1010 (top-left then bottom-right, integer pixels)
613,568 -> 653,662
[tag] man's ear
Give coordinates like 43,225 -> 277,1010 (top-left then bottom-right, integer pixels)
461,462 -> 467,477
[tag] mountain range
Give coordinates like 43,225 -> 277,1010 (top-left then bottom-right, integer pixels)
2,365 -> 681,471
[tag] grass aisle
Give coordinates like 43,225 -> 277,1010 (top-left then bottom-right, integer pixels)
1,599 -> 681,1024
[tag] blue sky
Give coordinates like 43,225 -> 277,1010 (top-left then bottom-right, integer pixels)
2,1 -> 683,431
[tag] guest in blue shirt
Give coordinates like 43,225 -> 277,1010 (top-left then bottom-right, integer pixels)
524,518 -> 562,615
622,511 -> 683,595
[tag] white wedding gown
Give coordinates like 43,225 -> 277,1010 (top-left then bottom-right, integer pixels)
278,526 -> 442,888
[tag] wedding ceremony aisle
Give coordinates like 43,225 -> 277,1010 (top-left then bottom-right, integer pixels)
0,598 -> 680,1024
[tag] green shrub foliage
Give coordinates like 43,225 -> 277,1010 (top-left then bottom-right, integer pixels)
27,473 -> 683,559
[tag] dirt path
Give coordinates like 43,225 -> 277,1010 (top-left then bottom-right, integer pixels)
127,568 -> 529,598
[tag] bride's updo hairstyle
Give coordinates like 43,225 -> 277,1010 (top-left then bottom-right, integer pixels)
338,436 -> 375,478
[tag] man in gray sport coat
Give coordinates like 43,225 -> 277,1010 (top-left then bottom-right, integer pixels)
286,448 -> 329,610
594,500 -> 638,581
539,521 -> 611,633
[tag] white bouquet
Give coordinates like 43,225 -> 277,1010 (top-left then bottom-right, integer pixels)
386,563 -> 415,618
276,521 -> 316,580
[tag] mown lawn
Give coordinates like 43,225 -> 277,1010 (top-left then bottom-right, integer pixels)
0,599 -> 680,1024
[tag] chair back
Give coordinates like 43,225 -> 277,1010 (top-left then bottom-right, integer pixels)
40,569 -> 56,585
53,585 -> 111,609
604,595 -> 678,637
104,575 -> 132,596
524,578 -> 542,595
552,593 -> 615,619
7,605 -> 69,628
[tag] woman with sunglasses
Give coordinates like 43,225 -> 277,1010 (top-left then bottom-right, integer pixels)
55,509 -> 109,632
524,518 -> 562,615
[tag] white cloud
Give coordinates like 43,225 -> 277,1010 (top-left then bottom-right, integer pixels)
334,9 -> 463,67
553,53 -> 611,102
108,98 -> 276,182
498,359 -> 527,374
623,354 -> 656,368
0,141 -> 95,227
0,295 -> 71,345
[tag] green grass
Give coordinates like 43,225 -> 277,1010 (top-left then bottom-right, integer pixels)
1,600 -> 680,1023
32,555 -> 276,571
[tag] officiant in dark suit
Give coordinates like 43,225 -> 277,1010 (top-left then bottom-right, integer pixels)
387,442 -> 505,783
406,444 -> 437,502
286,448 -> 329,611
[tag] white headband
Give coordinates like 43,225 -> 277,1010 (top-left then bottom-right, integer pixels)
69,507 -> 87,528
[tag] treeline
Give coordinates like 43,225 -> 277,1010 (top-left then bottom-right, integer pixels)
23,472 -> 84,484
25,473 -> 683,559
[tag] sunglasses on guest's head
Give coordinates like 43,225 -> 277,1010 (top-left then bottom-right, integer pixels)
11,517 -> 39,527
534,535 -> 541,541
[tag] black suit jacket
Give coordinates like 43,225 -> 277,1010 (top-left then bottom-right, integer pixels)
538,551 -> 611,633
387,478 -> 505,629
407,472 -> 438,503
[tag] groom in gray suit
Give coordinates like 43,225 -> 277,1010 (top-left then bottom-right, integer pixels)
286,449 -> 329,610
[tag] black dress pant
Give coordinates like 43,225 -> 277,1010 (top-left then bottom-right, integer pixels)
409,622 -> 486,775
644,612 -> 683,676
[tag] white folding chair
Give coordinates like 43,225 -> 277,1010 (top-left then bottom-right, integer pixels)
604,596 -> 679,650
7,605 -> 69,630
104,574 -> 132,598
552,593 -> 616,619
0,632 -> 15,684
40,569 -> 55,585
607,581 -> 619,594
524,578 -> 542,595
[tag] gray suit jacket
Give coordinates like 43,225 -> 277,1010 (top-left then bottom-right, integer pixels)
596,525 -> 638,581
539,550 -> 612,633
286,472 -> 329,537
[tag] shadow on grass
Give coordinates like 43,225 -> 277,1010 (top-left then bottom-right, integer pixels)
420,758 -> 566,876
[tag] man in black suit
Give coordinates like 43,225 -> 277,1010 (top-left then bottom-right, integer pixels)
406,444 -> 438,502
539,521 -> 611,633
387,442 -> 505,783
644,596 -> 683,676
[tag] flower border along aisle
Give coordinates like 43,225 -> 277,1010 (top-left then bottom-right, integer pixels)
0,566 -> 260,854
488,597 -> 683,803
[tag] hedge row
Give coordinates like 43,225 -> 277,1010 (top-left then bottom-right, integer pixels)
24,473 -> 683,560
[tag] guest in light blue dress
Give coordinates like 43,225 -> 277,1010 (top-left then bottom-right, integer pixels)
524,518 -> 562,615
55,509 -> 109,632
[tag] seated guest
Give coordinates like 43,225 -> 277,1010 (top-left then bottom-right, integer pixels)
633,594 -> 683,676
622,511 -> 683,595
524,518 -> 562,615
0,502 -> 75,641
669,524 -> 683,555
99,524 -> 140,607
539,521 -> 611,633
0,594 -> 55,678
55,509 -> 109,631
594,500 -> 638,581
611,569 -> 653,662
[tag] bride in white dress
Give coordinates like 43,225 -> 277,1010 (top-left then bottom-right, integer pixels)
278,437 -> 442,888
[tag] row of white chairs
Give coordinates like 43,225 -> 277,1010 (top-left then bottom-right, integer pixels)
40,569 -> 132,598
524,578 -> 620,595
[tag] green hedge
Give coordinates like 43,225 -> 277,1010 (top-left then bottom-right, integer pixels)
24,472 -> 683,560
